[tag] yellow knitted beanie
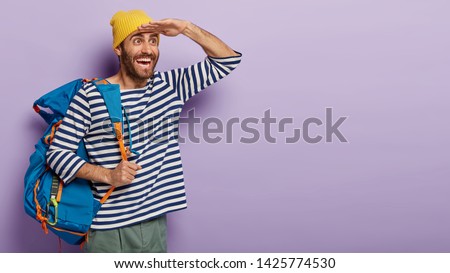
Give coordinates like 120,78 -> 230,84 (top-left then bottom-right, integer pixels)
110,10 -> 158,49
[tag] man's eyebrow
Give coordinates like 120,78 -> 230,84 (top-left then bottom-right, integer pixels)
130,33 -> 158,40
130,33 -> 145,40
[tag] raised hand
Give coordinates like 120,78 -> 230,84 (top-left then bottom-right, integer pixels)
138,18 -> 189,37
138,17 -> 238,58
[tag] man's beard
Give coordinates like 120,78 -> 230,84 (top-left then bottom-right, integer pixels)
120,47 -> 159,83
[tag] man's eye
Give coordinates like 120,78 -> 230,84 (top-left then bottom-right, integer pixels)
150,38 -> 157,45
133,39 -> 142,45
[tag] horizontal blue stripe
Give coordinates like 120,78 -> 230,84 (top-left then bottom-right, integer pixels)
121,89 -> 148,96
70,95 -> 90,114
149,128 -> 179,144
101,181 -> 185,209
155,168 -> 184,183
50,141 -> 76,151
90,108 -> 109,119
122,92 -> 150,103
85,141 -> 122,152
134,160 -> 182,183
123,100 -> 149,111
210,59 -> 241,66
52,151 -> 74,173
62,121 -> 86,134
92,200 -> 187,227
59,153 -> 83,180
57,127 -> 82,140
89,150 -> 122,160
210,60 -> 228,78
96,192 -> 186,219
63,115 -> 88,129
53,132 -> 79,147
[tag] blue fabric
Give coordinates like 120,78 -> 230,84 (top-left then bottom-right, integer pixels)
123,106 -> 140,155
96,83 -> 123,125
33,79 -> 84,124
24,79 -> 103,245
97,82 -> 140,155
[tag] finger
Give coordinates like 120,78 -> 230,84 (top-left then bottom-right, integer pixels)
138,27 -> 163,34
141,21 -> 163,27
126,168 -> 136,177
117,160 -> 126,169
124,173 -> 134,182
144,20 -> 160,25
139,23 -> 157,28
149,20 -> 164,25
138,27 -> 157,33
126,161 -> 142,171
118,174 -> 131,185
119,160 -> 130,169
138,27 -> 159,32
127,169 -> 136,179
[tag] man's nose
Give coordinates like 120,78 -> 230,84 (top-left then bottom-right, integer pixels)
141,42 -> 152,54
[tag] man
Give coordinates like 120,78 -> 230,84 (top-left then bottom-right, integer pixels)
46,10 -> 241,252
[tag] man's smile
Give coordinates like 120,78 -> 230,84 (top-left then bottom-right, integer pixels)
135,56 -> 153,69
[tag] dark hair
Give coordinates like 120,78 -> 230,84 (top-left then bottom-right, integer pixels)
117,42 -> 125,63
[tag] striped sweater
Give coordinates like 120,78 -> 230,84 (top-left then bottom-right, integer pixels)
47,53 -> 242,229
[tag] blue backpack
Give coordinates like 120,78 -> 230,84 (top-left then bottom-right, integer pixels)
24,78 -> 127,245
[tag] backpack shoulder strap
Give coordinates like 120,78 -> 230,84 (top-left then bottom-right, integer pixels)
93,79 -> 127,160
92,79 -> 128,204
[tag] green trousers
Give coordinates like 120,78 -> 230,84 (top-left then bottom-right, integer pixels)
83,216 -> 167,253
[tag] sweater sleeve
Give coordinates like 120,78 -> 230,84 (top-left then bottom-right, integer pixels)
160,52 -> 242,103
46,87 -> 91,183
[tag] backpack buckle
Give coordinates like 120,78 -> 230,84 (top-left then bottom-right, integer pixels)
46,197 -> 58,226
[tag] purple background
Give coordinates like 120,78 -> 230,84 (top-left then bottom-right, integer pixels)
1,0 -> 449,253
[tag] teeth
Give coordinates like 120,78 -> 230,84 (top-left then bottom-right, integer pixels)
137,58 -> 151,62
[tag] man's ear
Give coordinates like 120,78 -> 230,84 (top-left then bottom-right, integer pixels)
114,45 -> 122,57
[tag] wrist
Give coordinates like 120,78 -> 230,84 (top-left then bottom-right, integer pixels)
181,21 -> 194,36
103,168 -> 113,185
